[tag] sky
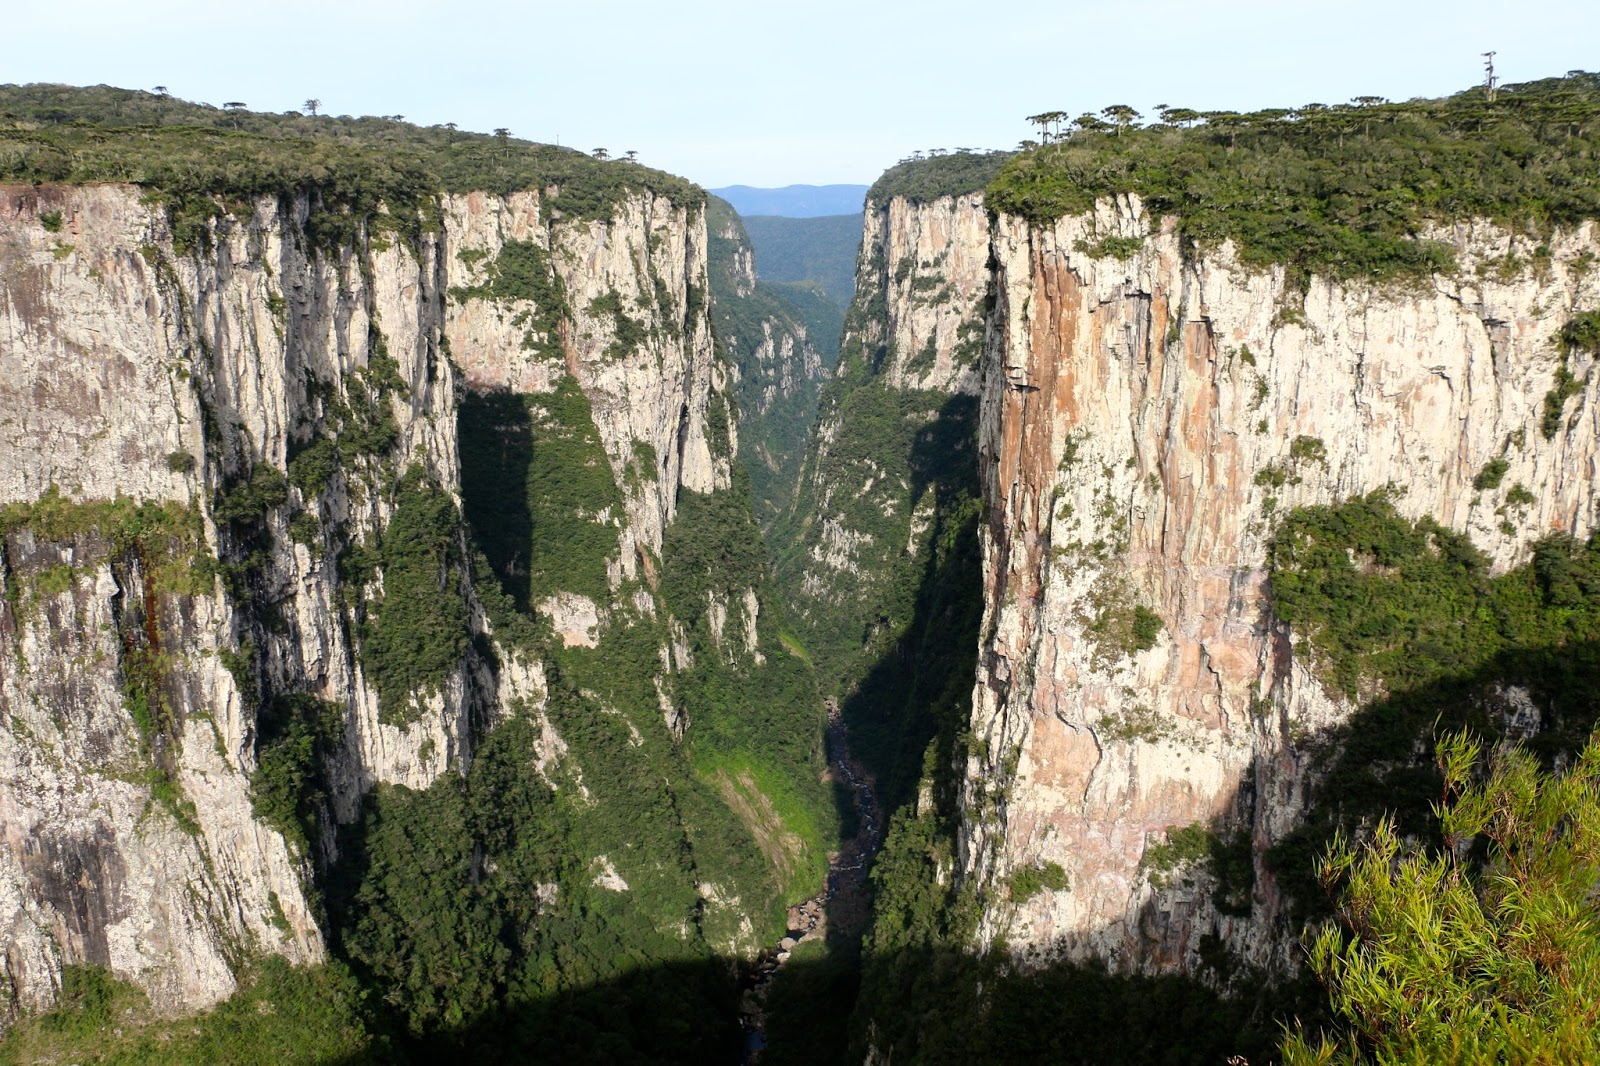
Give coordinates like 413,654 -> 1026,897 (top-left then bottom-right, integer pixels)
8,0 -> 1599,188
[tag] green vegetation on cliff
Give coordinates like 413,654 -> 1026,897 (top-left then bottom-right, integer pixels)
359,466 -> 472,723
0,959 -> 382,1066
1283,732 -> 1600,1064
1266,493 -> 1600,919
458,378 -> 621,607
989,72 -> 1600,282
869,150 -> 1012,204
706,196 -> 841,527
0,83 -> 703,248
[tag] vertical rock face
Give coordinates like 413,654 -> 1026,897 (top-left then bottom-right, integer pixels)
869,190 -> 993,394
0,176 -> 736,1019
442,188 -> 731,581
704,195 -> 837,526
961,195 -> 1600,970
777,190 -> 993,692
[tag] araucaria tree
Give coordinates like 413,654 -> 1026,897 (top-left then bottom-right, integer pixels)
1282,731 -> 1600,1064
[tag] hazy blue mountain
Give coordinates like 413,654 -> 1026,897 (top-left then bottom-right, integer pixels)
742,214 -> 862,307
710,184 -> 869,218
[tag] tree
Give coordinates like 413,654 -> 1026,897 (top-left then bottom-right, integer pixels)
1101,104 -> 1141,134
1026,111 -> 1068,142
1281,731 -> 1600,1064
303,98 -> 320,117
591,147 -> 609,160
152,85 -> 168,97
1159,106 -> 1202,128
624,150 -> 638,162
1072,112 -> 1112,135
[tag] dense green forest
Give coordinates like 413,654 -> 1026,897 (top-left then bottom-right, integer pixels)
740,213 -> 864,306
988,72 -> 1600,283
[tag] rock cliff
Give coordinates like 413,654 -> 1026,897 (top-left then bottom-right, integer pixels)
0,166 -> 777,1025
705,196 -> 837,527
961,195 -> 1600,971
775,182 -> 994,702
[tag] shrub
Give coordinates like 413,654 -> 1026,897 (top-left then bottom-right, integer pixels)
164,450 -> 196,473
213,464 -> 288,525
1282,732 -> 1600,1064
1007,860 -> 1070,902
1472,457 -> 1509,489
359,466 -> 470,722
1130,605 -> 1163,650
287,436 -> 337,496
1072,234 -> 1145,260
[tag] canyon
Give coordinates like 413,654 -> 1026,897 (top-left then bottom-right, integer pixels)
4,77 -> 1600,1063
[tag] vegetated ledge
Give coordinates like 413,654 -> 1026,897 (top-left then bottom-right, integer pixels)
866,149 -> 1014,205
0,82 -> 705,243
986,71 -> 1600,283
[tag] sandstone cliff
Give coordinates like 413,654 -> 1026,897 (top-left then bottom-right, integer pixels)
0,170 -> 766,1022
961,195 -> 1600,971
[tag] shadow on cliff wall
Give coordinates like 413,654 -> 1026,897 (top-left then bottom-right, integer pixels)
457,390 -> 536,609
1265,635 -> 1600,925
837,392 -> 983,817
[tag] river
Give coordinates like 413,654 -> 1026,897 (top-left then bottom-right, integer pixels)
738,700 -> 882,1062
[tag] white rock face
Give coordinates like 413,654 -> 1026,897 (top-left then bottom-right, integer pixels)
0,179 -> 733,1022
783,192 -> 988,641
961,195 -> 1600,972
872,192 -> 992,394
442,188 -> 732,594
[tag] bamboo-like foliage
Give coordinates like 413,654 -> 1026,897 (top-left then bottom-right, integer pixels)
1283,731 -> 1600,1063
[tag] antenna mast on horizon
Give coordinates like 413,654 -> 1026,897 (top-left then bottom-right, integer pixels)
1483,51 -> 1499,102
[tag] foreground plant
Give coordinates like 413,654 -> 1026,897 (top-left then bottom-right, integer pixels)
1283,731 -> 1600,1063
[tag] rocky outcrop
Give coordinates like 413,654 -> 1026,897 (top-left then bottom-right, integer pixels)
868,190 -> 992,394
960,194 -> 1600,971
0,174 -> 735,1020
444,189 -> 732,578
776,188 -> 991,693
705,195 -> 836,526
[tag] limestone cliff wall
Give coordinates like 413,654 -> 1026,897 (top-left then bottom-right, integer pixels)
0,178 -> 729,1019
960,194 -> 1600,970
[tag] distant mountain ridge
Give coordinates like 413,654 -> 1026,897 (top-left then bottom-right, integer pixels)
710,184 -> 868,218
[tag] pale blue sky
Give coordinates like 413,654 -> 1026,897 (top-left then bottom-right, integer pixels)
10,0 -> 1598,187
